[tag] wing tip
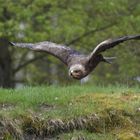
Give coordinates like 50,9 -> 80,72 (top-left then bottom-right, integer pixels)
133,34 -> 140,39
9,42 -> 15,46
126,34 -> 140,40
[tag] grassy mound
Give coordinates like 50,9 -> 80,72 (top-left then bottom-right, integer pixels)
0,85 -> 140,139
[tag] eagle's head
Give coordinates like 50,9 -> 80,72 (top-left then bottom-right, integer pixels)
69,64 -> 87,80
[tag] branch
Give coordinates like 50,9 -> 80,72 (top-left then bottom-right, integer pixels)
18,51 -> 29,64
66,22 -> 117,46
13,54 -> 46,73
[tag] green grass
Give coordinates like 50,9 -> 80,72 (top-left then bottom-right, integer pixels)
0,84 -> 140,139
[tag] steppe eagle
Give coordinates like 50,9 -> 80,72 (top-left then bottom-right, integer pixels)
10,35 -> 140,80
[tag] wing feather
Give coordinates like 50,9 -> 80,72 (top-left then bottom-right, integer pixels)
89,35 -> 140,59
10,41 -> 80,65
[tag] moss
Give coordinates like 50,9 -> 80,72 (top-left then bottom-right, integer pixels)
117,130 -> 139,140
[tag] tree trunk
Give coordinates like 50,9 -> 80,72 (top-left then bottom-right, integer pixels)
0,38 -> 14,88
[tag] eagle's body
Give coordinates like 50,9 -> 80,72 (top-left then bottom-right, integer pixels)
10,35 -> 140,80
67,54 -> 102,79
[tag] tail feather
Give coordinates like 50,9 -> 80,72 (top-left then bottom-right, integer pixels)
103,57 -> 116,64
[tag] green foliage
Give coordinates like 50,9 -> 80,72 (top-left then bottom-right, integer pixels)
0,0 -> 140,85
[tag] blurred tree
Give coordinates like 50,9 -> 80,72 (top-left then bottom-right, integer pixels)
0,0 -> 140,87
0,38 -> 13,88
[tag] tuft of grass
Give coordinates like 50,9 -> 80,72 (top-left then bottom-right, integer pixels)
0,84 -> 140,139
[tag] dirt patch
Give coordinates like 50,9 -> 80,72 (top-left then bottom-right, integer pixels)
0,103 -> 15,111
38,103 -> 55,111
0,118 -> 23,140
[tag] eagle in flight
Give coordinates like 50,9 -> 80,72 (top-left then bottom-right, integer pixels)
10,35 -> 140,80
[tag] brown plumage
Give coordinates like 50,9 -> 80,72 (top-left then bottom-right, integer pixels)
10,35 -> 140,80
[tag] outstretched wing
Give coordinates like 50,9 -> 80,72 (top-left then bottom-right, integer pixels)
89,35 -> 140,59
10,41 -> 80,65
